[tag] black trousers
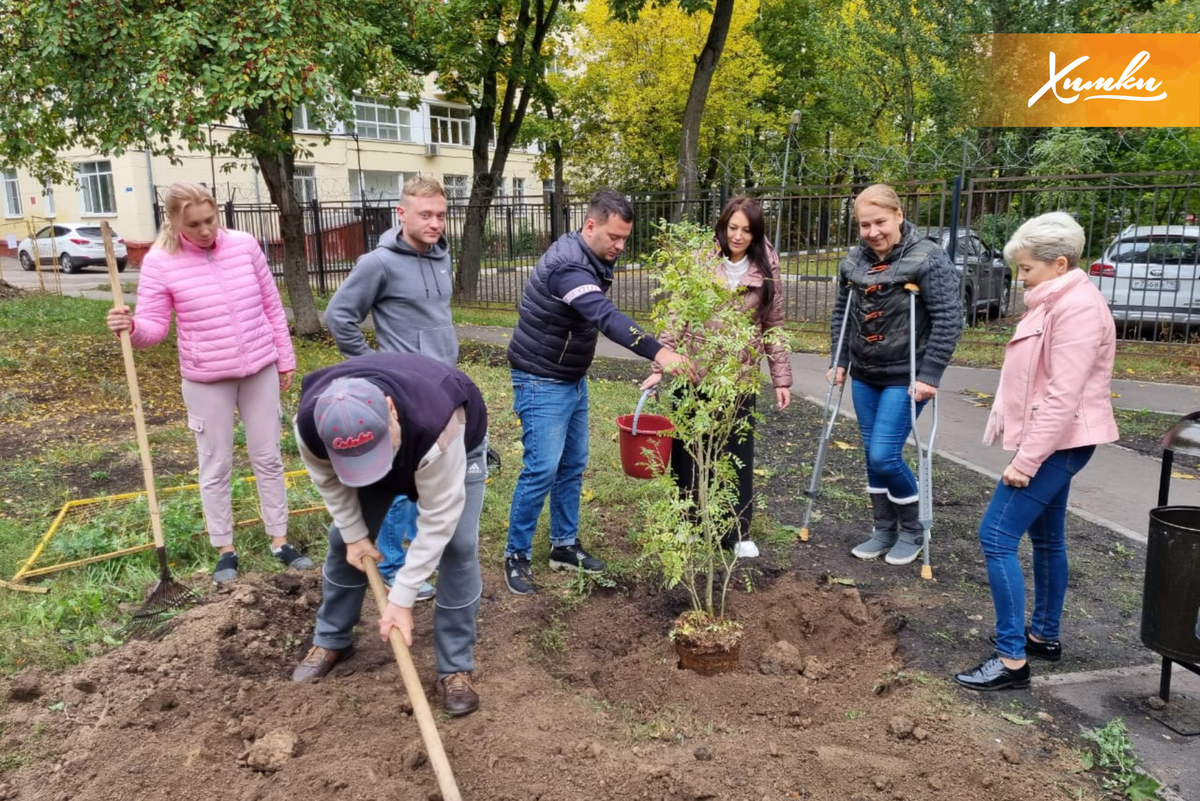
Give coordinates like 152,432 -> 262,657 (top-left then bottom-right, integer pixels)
669,393 -> 756,547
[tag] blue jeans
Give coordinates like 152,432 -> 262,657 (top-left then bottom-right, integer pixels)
376,497 -> 418,585
978,445 -> 1096,660
851,380 -> 927,502
505,369 -> 590,559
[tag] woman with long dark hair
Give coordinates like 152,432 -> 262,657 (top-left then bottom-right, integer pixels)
643,196 -> 792,556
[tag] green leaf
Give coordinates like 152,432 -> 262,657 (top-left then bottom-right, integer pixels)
47,700 -> 65,712
1125,773 -> 1161,801
1000,712 -> 1035,726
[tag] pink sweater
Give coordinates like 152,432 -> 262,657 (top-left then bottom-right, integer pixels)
129,229 -> 296,383
985,268 -> 1119,476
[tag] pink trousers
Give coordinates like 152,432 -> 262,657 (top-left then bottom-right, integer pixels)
181,364 -> 288,548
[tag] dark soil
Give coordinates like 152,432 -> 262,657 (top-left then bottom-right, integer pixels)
0,350 -> 1139,801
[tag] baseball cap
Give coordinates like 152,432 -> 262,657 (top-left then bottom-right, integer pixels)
314,378 -> 394,487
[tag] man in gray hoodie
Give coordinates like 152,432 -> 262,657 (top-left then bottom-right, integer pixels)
325,176 -> 457,598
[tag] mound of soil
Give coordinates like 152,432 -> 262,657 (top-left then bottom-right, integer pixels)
0,280 -> 24,301
1,564 -> 1095,801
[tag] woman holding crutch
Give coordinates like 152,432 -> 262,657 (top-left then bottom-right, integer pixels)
955,212 -> 1117,691
827,184 -> 962,566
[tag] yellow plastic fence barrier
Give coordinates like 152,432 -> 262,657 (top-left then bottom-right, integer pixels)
5,470 -> 326,590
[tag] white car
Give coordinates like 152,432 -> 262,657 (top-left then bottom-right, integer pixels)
1088,225 -> 1200,331
17,222 -> 128,274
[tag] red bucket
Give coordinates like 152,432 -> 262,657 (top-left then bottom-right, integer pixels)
616,390 -> 674,479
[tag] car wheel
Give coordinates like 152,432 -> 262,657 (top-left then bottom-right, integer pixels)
59,253 -> 80,274
962,289 -> 976,327
116,259 -> 128,273
19,251 -> 35,271
992,281 -> 1011,319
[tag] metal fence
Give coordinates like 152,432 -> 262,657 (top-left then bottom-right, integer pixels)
197,171 -> 1198,344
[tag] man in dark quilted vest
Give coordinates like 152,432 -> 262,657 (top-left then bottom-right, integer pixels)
503,189 -> 686,595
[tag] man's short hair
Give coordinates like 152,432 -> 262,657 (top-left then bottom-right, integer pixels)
586,189 -> 634,225
402,175 -> 447,201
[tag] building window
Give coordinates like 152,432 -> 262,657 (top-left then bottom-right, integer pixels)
513,177 -> 526,198
292,105 -> 320,133
43,185 -> 56,217
444,174 -> 469,201
294,165 -> 317,204
2,169 -> 21,217
494,175 -> 506,198
352,96 -> 413,142
429,104 -> 472,147
349,170 -> 409,202
78,161 -> 116,215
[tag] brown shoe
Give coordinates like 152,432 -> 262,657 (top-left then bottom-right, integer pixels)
291,645 -> 353,683
438,672 -> 479,717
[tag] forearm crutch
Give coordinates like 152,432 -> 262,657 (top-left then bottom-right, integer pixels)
905,283 -> 937,581
798,290 -> 853,543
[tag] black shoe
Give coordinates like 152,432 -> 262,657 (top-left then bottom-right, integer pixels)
988,628 -> 1062,662
548,543 -> 605,574
274,543 -> 315,570
504,556 -> 537,595
954,655 -> 1031,691
212,551 -> 239,585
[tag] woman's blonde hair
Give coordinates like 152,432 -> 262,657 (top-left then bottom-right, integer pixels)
853,183 -> 903,217
154,181 -> 219,254
1003,212 -> 1085,268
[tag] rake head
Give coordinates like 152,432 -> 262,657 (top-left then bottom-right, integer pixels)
119,576 -> 198,641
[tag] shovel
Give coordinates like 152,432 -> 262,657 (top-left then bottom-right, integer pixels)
362,554 -> 463,801
103,222 -> 197,638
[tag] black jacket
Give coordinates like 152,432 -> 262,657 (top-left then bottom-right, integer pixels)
830,221 -> 963,387
508,231 -> 660,380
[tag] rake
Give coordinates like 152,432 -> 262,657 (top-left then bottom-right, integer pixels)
103,223 -> 197,638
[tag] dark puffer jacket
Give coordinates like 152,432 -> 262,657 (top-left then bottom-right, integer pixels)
508,231 -> 660,381
830,221 -> 963,387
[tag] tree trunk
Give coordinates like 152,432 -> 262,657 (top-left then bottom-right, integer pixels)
256,151 -> 320,335
245,104 -> 320,336
673,0 -> 735,221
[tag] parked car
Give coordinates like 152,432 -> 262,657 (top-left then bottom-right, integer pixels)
17,222 -> 128,274
1088,225 -> 1200,332
914,226 -> 1013,322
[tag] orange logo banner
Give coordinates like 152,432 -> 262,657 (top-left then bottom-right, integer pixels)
973,34 -> 1199,127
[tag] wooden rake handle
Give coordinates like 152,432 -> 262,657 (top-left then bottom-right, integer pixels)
102,222 -> 166,552
362,554 -> 462,801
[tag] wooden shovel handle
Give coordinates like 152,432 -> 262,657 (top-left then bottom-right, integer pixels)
362,555 -> 462,801
102,223 -> 166,551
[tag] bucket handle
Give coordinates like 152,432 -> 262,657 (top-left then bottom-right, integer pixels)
632,389 -> 657,437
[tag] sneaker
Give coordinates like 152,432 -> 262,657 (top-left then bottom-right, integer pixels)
212,551 -> 239,585
733,540 -> 760,559
438,671 -> 480,717
504,555 -> 537,595
851,531 -> 899,560
416,581 -> 437,602
274,543 -> 315,570
548,543 -> 605,574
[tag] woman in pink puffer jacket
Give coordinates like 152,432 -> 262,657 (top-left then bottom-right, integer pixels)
106,181 -> 313,584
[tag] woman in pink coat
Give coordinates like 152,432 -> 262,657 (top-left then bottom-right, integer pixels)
106,181 -> 313,584
955,212 -> 1119,691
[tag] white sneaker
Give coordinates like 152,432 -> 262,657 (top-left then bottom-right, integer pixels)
733,540 -> 760,559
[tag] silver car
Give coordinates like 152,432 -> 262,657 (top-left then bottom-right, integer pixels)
1088,225 -> 1200,331
915,226 -> 1013,322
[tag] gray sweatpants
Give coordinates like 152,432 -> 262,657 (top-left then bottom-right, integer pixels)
312,439 -> 487,678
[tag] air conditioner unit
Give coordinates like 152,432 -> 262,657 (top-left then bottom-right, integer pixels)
424,143 -> 441,158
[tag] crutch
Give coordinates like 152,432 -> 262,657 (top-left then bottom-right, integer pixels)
798,289 -> 853,543
905,283 -> 937,581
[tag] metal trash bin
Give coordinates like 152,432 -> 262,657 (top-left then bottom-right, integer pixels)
1142,411 -> 1200,703
1142,506 -> 1200,663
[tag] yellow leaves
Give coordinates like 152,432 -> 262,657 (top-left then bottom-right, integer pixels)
833,440 -> 855,450
1171,472 -> 1196,480
581,488 -> 595,503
